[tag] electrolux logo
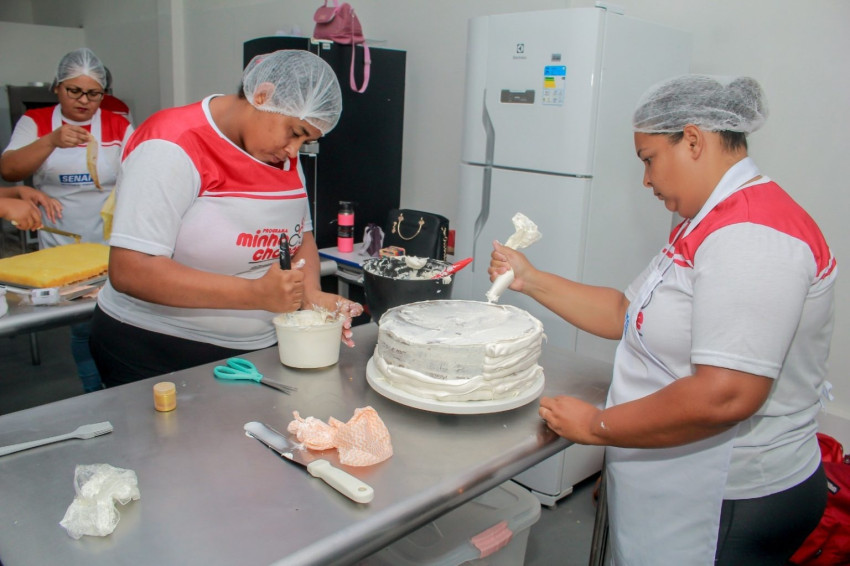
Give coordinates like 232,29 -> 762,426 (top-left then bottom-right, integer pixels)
513,42 -> 527,60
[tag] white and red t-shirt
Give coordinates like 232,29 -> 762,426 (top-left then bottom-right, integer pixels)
97,95 -> 313,349
3,105 -> 133,247
620,159 -> 837,499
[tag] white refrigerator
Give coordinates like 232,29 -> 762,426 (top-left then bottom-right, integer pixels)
454,6 -> 691,505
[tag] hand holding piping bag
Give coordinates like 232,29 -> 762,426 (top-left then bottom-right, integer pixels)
486,213 -> 542,303
265,232 -> 305,312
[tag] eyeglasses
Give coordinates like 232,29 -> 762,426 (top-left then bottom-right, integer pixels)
63,86 -> 104,101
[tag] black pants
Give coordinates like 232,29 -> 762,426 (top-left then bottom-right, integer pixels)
715,463 -> 827,565
89,306 -> 252,387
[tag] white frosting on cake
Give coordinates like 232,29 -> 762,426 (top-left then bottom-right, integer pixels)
372,300 -> 545,402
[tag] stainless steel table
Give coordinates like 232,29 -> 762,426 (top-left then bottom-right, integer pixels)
318,245 -> 368,297
0,324 -> 612,566
0,292 -> 98,365
0,293 -> 96,338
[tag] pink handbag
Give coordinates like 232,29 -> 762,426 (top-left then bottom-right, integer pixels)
313,0 -> 371,93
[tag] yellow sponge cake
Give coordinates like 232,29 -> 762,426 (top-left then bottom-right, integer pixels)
0,243 -> 109,288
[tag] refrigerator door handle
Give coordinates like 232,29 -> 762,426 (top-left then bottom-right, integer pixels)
472,91 -> 496,268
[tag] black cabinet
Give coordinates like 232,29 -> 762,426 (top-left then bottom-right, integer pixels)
244,37 -> 405,250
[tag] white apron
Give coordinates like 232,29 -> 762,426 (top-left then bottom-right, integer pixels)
605,160 -> 761,566
33,107 -> 114,248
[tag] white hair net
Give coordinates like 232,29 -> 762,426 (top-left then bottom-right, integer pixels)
242,50 -> 342,135
53,48 -> 108,90
633,75 -> 768,134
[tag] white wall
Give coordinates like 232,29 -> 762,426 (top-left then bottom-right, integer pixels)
2,0 -> 849,418
0,20 -> 85,102
0,0 -> 162,128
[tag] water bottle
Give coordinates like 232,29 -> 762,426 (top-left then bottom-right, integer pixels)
337,201 -> 354,252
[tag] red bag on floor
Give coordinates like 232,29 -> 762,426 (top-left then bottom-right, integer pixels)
789,433 -> 850,565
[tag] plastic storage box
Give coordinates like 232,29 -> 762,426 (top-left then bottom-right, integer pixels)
364,480 -> 541,565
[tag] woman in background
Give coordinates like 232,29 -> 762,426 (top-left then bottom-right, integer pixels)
490,75 -> 834,565
0,48 -> 133,393
90,50 -> 362,386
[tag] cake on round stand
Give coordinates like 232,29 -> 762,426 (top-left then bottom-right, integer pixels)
367,300 -> 546,414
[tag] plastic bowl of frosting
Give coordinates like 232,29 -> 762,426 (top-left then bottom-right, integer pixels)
273,310 -> 344,368
362,256 -> 454,324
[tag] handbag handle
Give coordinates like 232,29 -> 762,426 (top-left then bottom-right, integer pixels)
350,43 -> 371,93
392,212 -> 424,241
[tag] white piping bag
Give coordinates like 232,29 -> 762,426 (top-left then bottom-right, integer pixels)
485,213 -> 541,303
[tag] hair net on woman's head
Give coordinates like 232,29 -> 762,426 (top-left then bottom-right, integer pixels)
53,48 -> 108,89
242,50 -> 342,135
633,75 -> 768,135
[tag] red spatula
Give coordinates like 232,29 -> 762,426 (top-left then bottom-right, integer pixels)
431,257 -> 473,279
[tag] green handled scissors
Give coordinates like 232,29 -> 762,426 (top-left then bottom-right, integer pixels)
213,358 -> 297,395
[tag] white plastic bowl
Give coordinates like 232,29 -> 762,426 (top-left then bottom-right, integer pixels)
272,310 -> 344,369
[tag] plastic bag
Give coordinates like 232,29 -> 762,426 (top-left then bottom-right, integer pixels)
360,223 -> 384,257
59,463 -> 140,539
790,434 -> 850,565
100,188 -> 116,240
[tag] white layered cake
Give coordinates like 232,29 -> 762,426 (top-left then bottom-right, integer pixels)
371,300 -> 545,402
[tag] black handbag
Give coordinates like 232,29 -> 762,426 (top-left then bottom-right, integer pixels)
383,208 -> 449,261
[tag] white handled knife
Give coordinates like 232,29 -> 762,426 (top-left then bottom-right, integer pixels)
244,421 -> 374,503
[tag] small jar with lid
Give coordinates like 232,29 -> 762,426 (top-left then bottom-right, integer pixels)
153,381 -> 177,412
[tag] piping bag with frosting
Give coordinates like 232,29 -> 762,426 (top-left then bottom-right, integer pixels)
485,213 -> 542,303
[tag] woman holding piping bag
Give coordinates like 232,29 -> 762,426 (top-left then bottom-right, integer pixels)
0,47 -> 133,393
90,50 -> 362,387
489,75 -> 835,565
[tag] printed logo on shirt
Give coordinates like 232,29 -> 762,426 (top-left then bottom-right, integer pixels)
236,224 -> 303,264
624,310 -> 646,338
633,286 -> 657,338
59,173 -> 95,185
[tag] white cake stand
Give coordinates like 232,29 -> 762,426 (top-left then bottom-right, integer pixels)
366,357 -> 545,415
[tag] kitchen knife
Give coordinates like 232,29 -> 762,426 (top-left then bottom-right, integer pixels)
279,232 -> 291,270
40,226 -> 83,244
244,421 -> 374,503
11,222 -> 82,243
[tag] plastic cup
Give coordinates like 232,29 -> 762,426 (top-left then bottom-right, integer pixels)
272,311 -> 344,368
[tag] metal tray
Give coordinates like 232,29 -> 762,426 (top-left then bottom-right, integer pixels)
0,274 -> 107,292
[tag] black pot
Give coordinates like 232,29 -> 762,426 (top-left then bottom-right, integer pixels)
362,257 -> 454,324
